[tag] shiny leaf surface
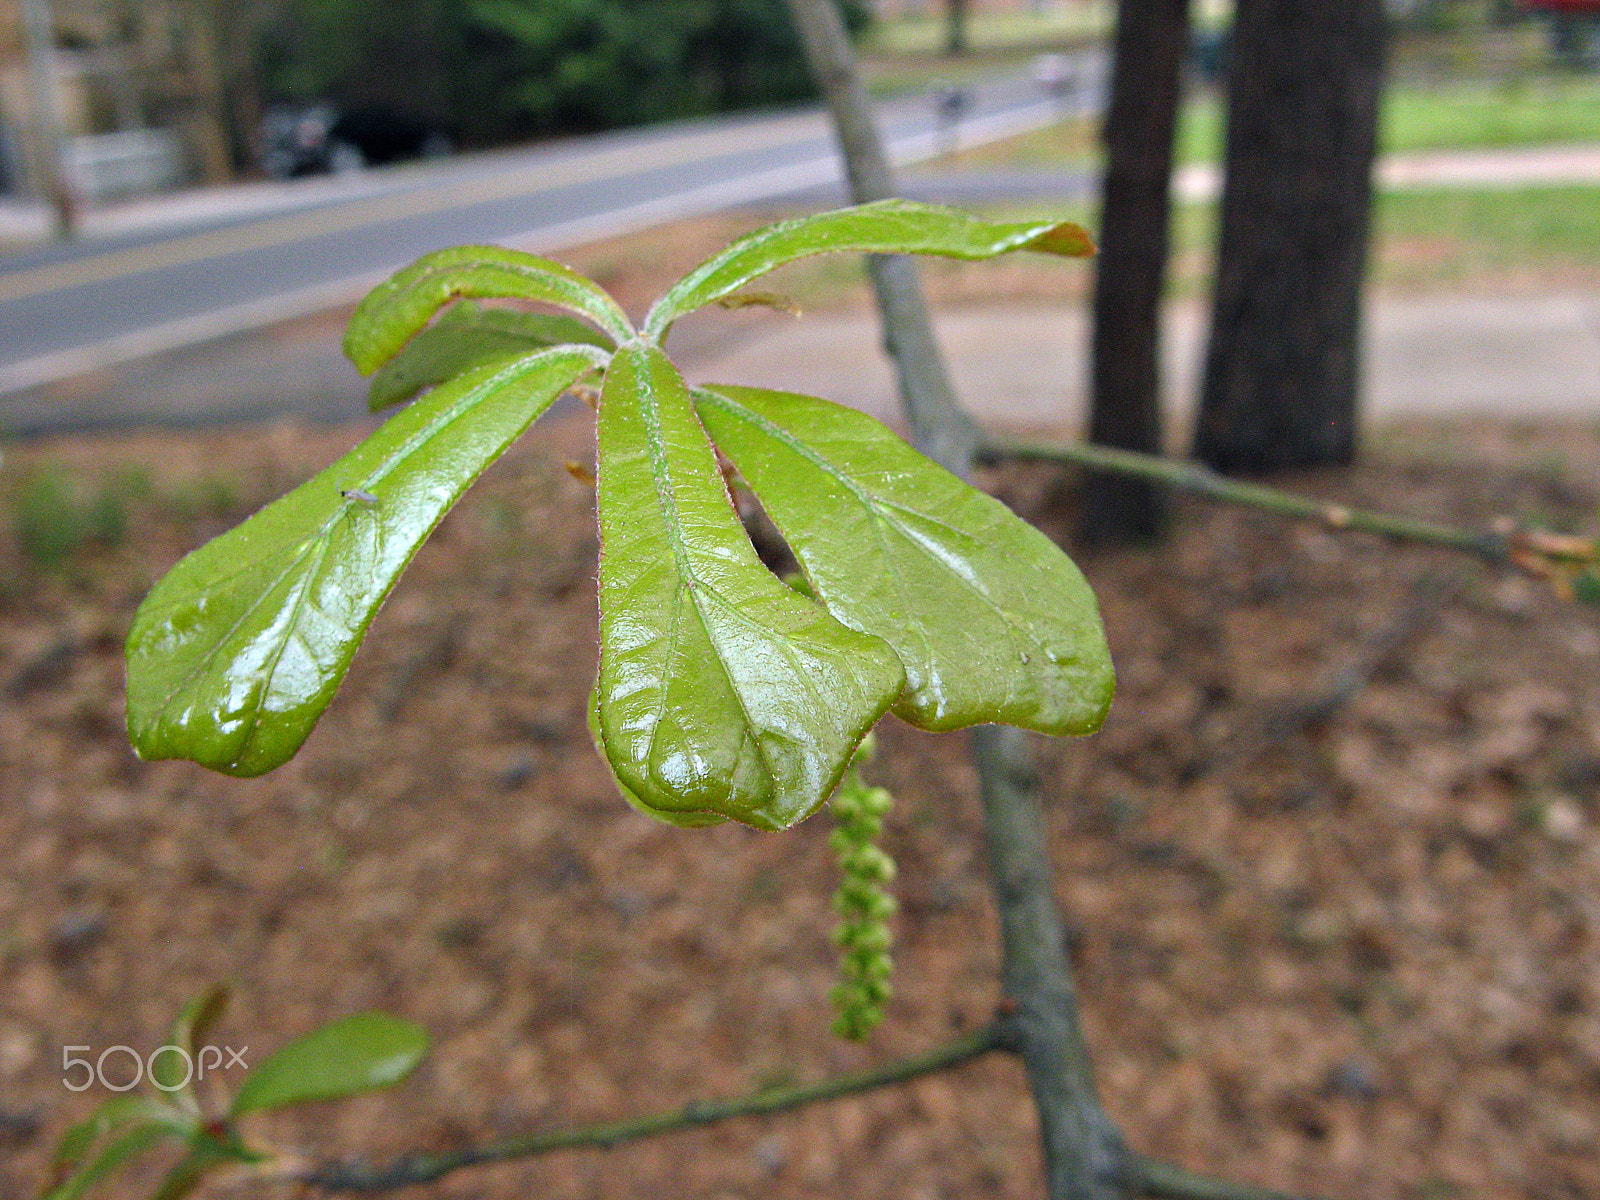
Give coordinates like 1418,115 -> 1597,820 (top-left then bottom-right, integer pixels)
344,245 -> 632,374
230,1012 -> 427,1115
644,199 -> 1093,337
587,686 -> 725,828
127,347 -> 604,777
367,301 -> 614,411
694,384 -> 1114,735
594,344 -> 904,830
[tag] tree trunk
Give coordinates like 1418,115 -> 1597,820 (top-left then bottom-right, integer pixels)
783,3 -> 1126,1196
1079,0 -> 1192,546
945,0 -> 970,56
1193,0 -> 1385,475
782,0 -> 980,472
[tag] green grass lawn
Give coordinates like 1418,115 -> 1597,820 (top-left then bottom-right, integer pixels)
860,3 -> 1113,59
1007,183 -> 1600,289
932,76 -> 1600,172
1178,76 -> 1600,162
1373,183 -> 1600,288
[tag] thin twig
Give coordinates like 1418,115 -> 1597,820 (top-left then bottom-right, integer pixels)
297,1025 -> 1006,1193
983,436 -> 1598,576
1127,1153 -> 1327,1200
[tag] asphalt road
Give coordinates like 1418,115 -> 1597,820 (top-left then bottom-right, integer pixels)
0,63 -> 1105,402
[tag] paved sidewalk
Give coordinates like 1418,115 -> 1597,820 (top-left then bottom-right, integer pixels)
3,289 -> 1594,438
1175,141 -> 1600,201
678,292 -> 1600,443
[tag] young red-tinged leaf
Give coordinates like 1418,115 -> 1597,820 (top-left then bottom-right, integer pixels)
126,346 -> 605,777
694,384 -> 1114,735
229,1013 -> 427,1116
644,199 -> 1093,337
594,344 -> 905,831
344,245 -> 632,374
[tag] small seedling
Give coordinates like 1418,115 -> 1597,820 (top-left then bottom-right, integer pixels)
39,986 -> 426,1200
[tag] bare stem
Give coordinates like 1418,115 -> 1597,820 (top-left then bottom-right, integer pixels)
781,2 -> 1143,1197
972,723 -> 1126,1200
1127,1153 -> 1328,1200
984,435 -> 1597,574
298,1026 -> 1004,1193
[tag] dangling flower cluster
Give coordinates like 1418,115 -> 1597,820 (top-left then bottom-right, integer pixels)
828,736 -> 897,1040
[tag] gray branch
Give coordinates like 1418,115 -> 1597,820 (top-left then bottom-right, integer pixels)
300,1026 -> 1005,1192
782,2 -> 1128,1196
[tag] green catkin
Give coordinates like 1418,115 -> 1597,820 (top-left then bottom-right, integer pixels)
828,735 -> 897,1040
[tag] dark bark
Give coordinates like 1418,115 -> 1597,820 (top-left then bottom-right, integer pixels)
1193,0 -> 1386,475
945,0 -> 970,57
1080,0 -> 1193,546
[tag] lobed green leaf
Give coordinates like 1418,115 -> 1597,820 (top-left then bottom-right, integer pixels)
367,301 -> 614,411
344,245 -> 632,375
594,344 -> 905,831
126,346 -> 605,777
694,384 -> 1114,735
230,1012 -> 427,1116
643,199 -> 1093,338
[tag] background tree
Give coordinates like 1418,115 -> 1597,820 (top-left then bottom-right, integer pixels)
1193,0 -> 1387,474
257,0 -> 869,148
1080,0 -> 1192,546
944,0 -> 969,55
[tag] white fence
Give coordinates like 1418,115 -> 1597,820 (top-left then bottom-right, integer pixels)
63,129 -> 186,205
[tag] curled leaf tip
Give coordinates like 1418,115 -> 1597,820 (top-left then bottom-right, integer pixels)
1027,221 -> 1096,258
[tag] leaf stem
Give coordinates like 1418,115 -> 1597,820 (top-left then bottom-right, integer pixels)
297,1025 -> 1005,1193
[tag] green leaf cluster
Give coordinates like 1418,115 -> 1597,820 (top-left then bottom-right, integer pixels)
125,199 -> 1113,831
41,989 -> 426,1200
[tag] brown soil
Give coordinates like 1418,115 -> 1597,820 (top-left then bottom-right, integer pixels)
2,401 -> 1597,1200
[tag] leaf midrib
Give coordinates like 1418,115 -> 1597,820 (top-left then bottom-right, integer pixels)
630,354 -> 777,799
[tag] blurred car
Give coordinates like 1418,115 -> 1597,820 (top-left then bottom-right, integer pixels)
258,104 -> 452,179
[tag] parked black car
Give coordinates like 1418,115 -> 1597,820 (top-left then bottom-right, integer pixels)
258,104 -> 452,179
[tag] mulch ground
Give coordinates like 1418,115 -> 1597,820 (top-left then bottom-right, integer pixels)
2,207 -> 1598,1200
1,402 -> 1596,1200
